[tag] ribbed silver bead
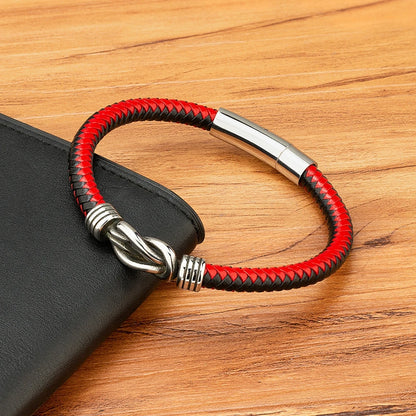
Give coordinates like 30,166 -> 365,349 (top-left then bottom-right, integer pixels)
85,203 -> 122,241
176,255 -> 206,292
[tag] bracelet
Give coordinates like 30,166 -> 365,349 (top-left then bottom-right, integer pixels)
69,98 -> 353,292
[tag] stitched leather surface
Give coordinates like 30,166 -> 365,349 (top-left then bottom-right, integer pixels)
0,114 -> 204,416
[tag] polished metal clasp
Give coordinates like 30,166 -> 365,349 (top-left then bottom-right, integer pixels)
210,108 -> 316,184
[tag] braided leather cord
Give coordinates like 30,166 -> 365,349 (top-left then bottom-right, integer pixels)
203,164 -> 353,291
69,98 -> 217,216
69,98 -> 353,292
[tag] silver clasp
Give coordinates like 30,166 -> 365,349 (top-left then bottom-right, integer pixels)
210,108 -> 316,184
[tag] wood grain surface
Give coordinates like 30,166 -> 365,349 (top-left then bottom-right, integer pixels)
1,0 -> 416,415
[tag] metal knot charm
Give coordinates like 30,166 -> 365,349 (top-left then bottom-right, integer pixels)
176,255 -> 206,292
84,204 -> 207,290
85,204 -> 177,280
107,221 -> 177,280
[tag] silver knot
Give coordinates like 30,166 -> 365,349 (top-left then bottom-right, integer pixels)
107,221 -> 177,280
176,255 -> 206,292
85,204 -> 177,280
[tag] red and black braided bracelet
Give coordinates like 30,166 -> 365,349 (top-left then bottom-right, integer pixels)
69,98 -> 353,292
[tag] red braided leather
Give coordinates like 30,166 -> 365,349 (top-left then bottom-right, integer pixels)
203,165 -> 353,291
70,99 -> 353,292
69,98 -> 217,216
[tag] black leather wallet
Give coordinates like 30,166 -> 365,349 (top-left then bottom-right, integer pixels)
0,114 -> 204,416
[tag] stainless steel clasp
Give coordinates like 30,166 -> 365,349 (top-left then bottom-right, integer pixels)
210,108 -> 316,184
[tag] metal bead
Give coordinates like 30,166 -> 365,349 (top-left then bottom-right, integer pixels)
85,203 -> 122,241
176,255 -> 206,292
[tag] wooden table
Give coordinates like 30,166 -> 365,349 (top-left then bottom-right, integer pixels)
2,0 -> 415,415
